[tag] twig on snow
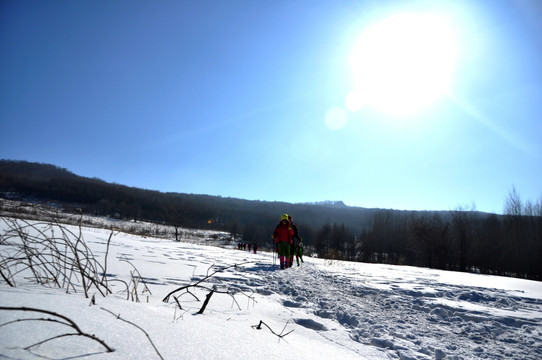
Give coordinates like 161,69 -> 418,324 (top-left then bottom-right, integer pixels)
0,306 -> 114,353
101,307 -> 163,360
162,261 -> 256,315
251,320 -> 294,340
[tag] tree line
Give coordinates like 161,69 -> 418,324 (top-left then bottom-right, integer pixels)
310,189 -> 542,280
0,160 -> 372,239
1,160 -> 541,280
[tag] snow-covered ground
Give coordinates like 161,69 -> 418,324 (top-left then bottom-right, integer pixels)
1,217 -> 541,359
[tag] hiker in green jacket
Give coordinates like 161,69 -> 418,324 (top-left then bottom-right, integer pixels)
288,215 -> 302,267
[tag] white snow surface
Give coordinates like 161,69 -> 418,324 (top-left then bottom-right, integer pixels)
1,217 -> 542,360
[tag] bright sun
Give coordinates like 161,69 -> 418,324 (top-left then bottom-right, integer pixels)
347,13 -> 457,116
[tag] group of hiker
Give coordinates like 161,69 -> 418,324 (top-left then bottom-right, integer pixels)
237,242 -> 258,253
235,213 -> 304,269
272,213 -> 304,269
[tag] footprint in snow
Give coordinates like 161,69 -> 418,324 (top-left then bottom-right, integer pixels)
282,300 -> 302,308
294,318 -> 327,331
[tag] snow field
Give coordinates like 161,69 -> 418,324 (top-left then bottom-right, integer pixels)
1,218 -> 541,359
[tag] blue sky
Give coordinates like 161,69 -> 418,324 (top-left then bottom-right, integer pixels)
1,0 -> 541,214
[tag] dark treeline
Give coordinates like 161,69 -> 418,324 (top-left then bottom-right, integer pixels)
1,160 -> 541,280
318,197 -> 542,280
0,160 -> 373,242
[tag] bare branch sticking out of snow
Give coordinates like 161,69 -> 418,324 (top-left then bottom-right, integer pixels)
0,306 -> 114,354
101,307 -> 163,360
252,320 -> 294,340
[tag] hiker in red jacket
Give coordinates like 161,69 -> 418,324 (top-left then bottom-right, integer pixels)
272,213 -> 294,269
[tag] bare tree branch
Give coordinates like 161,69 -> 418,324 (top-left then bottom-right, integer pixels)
197,289 -> 215,314
101,307 -> 163,360
0,306 -> 114,353
251,320 -> 294,339
162,261 -> 253,303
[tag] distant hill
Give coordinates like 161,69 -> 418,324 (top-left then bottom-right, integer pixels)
0,159 -> 379,235
301,200 -> 348,208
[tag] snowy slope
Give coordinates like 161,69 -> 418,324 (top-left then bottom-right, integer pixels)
1,217 -> 541,360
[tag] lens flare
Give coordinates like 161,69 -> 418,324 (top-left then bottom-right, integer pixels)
325,106 -> 349,130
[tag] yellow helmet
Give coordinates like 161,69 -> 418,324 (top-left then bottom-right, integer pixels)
281,213 -> 289,221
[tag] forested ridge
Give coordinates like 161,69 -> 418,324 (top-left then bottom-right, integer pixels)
1,159 -> 541,280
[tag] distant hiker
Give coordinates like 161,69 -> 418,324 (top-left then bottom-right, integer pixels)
295,238 -> 304,266
248,243 -> 252,252
287,215 -> 301,268
272,213 -> 293,269
253,243 -> 258,254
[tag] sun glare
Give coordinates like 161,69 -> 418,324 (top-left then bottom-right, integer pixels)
348,13 -> 457,116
